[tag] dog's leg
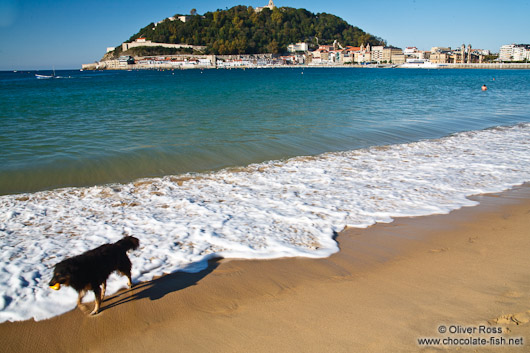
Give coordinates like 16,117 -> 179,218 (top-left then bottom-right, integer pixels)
90,285 -> 102,315
77,289 -> 86,308
118,270 -> 133,288
118,256 -> 134,288
101,281 -> 106,300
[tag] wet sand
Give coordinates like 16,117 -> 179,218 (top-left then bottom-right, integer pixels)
1,184 -> 529,352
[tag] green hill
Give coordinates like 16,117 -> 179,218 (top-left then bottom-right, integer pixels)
119,5 -> 386,55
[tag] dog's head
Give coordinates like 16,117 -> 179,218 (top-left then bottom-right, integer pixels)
49,262 -> 72,290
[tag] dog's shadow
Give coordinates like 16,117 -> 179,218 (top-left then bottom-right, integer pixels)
100,257 -> 221,313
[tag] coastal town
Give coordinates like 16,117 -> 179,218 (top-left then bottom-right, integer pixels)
83,39 -> 530,71
81,1 -> 530,71
82,0 -> 530,70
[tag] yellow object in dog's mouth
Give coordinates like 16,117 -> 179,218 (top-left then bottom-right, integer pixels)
50,283 -> 60,290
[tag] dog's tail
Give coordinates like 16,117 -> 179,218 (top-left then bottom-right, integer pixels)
115,236 -> 140,252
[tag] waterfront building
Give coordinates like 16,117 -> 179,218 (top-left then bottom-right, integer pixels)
430,52 -> 449,64
310,47 -> 331,64
329,49 -> 344,64
310,45 -> 346,64
354,51 -> 371,64
404,48 -> 429,60
448,44 -> 485,64
353,43 -> 371,64
371,46 -> 384,62
500,44 -> 530,61
390,52 -> 405,64
370,46 -> 404,64
500,44 -> 515,61
403,47 -> 418,56
343,46 -> 360,63
383,47 -> 405,64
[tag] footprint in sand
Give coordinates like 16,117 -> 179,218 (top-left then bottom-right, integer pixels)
429,247 -> 449,253
491,310 -> 530,326
501,291 -> 523,299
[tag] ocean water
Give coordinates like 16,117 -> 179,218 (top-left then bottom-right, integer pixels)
0,68 -> 529,322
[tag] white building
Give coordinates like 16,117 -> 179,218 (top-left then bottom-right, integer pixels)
287,42 -> 309,53
371,46 -> 384,62
500,44 -> 515,61
403,47 -> 429,59
500,44 -> 530,61
513,46 -> 528,61
403,47 -> 418,55
255,0 -> 276,12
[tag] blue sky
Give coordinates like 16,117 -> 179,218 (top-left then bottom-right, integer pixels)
1,0 -> 528,70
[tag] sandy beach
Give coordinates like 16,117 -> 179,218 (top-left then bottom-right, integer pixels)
1,184 -> 529,352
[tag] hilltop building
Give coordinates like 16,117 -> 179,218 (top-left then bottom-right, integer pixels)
255,0 -> 276,12
176,15 -> 191,23
153,14 -> 200,28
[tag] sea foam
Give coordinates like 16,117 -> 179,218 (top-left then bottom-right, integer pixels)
0,123 -> 529,322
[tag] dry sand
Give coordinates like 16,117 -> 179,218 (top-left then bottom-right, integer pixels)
1,184 -> 529,352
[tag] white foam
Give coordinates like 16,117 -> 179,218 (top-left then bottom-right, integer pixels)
0,123 -> 529,322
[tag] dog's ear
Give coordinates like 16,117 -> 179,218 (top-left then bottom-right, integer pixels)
55,262 -> 75,278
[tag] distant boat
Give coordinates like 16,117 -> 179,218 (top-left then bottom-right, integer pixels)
35,67 -> 56,79
35,74 -> 54,79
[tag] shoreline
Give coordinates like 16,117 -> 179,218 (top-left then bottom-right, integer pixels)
81,62 -> 530,70
1,183 -> 529,352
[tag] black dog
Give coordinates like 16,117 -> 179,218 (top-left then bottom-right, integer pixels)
49,236 -> 140,315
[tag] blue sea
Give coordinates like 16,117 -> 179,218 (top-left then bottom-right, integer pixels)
1,68 -> 529,322
2,68 -> 529,195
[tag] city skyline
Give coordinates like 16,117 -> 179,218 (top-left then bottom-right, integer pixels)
1,0 -> 529,70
